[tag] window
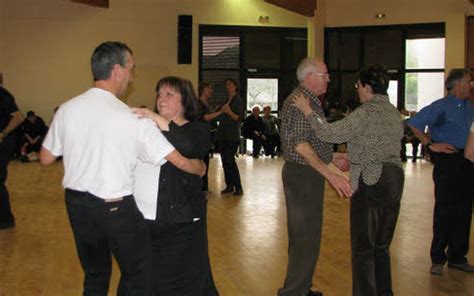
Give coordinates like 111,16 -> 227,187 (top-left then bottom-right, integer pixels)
201,36 -> 240,108
199,25 -> 307,112
246,78 -> 278,111
325,23 -> 445,111
405,38 -> 445,111
387,80 -> 398,107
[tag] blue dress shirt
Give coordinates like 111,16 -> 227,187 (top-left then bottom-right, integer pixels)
408,94 -> 474,149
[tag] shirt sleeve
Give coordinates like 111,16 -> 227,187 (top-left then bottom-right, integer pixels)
166,121 -> 210,159
307,105 -> 368,143
407,103 -> 436,132
137,119 -> 175,165
42,110 -> 63,156
232,96 -> 245,121
289,105 -> 313,146
2,89 -> 19,115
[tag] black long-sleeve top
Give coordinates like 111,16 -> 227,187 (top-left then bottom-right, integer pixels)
156,120 -> 211,223
241,115 -> 264,139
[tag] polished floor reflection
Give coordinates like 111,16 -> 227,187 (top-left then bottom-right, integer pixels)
0,156 -> 473,295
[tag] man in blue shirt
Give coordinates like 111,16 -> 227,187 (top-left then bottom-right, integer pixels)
408,68 -> 474,275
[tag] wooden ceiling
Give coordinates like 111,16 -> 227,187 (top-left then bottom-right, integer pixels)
70,0 -> 109,8
264,0 -> 316,17
69,0 -> 474,15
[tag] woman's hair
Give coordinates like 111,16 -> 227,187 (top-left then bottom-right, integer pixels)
155,76 -> 199,121
198,81 -> 212,97
224,78 -> 239,91
358,64 -> 390,95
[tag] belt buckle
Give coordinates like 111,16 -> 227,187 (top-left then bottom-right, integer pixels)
105,197 -> 124,203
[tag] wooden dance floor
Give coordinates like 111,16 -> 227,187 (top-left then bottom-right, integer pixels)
0,156 -> 473,295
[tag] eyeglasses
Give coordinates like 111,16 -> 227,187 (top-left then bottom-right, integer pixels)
314,72 -> 330,79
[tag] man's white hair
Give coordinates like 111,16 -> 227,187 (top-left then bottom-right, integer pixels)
296,58 -> 318,82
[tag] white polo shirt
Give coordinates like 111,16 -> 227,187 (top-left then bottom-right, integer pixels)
43,88 -> 174,200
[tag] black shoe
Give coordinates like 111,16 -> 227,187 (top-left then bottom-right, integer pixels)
447,262 -> 474,273
233,187 -> 243,196
308,290 -> 323,296
221,187 -> 234,194
0,220 -> 15,230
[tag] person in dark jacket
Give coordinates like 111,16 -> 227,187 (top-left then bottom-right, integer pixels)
241,105 -> 265,158
133,77 -> 219,296
19,110 -> 48,161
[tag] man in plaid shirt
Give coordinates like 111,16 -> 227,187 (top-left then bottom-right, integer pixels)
277,58 -> 352,296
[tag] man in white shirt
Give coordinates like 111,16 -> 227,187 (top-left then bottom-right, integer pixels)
40,41 -> 205,295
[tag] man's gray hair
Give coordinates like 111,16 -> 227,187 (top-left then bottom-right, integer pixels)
445,68 -> 471,91
296,58 -> 318,82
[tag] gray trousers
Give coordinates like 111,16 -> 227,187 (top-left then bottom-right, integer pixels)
278,161 -> 325,296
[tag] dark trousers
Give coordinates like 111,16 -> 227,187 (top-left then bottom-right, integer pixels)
351,163 -> 404,296
430,151 -> 473,265
278,161 -> 325,296
147,217 -> 219,296
243,133 -> 263,157
400,137 -> 420,160
0,135 -> 15,224
65,189 -> 151,296
263,134 -> 281,156
202,153 -> 210,191
218,140 -> 242,189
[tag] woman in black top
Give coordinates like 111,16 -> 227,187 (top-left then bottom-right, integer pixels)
216,78 -> 245,196
198,82 -> 222,192
135,77 -> 219,296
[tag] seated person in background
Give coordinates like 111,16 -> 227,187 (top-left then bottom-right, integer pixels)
261,105 -> 281,157
20,111 -> 48,161
400,110 -> 420,162
241,105 -> 265,158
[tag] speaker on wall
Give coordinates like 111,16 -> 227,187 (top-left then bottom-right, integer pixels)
178,15 -> 192,64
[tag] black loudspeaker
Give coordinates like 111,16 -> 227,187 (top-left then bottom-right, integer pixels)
178,15 -> 192,64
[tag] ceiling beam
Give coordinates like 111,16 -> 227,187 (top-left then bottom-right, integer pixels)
264,0 -> 316,17
70,0 -> 109,8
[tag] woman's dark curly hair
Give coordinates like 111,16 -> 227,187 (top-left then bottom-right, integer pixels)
198,81 -> 212,97
358,64 -> 389,95
155,76 -> 199,121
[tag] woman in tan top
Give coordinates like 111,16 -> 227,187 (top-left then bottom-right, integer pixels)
293,65 -> 404,296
